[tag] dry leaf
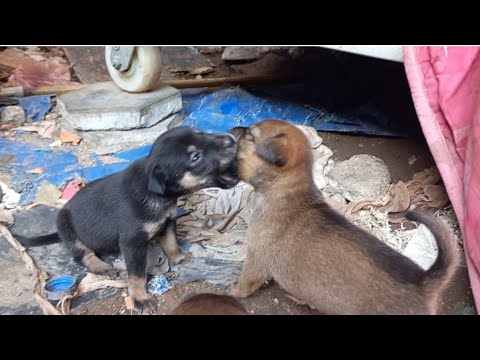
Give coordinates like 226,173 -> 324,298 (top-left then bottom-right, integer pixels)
26,167 -> 44,174
60,130 -> 82,145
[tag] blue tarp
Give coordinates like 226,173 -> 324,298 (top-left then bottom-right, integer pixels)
0,95 -> 52,122
0,86 -> 404,205
182,87 -> 405,137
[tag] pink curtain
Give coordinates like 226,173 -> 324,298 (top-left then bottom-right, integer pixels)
403,46 -> 480,310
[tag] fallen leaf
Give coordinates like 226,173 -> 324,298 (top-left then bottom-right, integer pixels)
26,167 -> 44,174
60,130 -> 82,145
190,66 -> 214,75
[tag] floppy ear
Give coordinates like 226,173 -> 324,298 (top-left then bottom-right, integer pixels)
148,166 -> 166,195
255,133 -> 288,167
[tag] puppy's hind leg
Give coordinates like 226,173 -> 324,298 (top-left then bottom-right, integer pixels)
57,208 -> 113,275
230,251 -> 269,298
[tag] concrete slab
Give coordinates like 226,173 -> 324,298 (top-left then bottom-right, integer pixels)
58,81 -> 182,131
61,111 -> 184,155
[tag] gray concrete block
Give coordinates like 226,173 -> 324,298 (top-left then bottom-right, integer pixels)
58,81 -> 182,131
61,111 -> 184,155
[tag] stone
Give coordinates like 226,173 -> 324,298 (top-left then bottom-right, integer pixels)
58,81 -> 182,131
0,105 -> 25,125
10,205 -> 60,247
326,154 -> 391,201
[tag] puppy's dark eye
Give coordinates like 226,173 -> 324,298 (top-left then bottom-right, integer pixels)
190,152 -> 202,164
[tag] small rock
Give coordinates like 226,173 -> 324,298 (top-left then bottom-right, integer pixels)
1,105 -> 25,125
326,154 -> 391,202
273,298 -> 279,305
222,46 -> 265,61
10,204 -> 60,247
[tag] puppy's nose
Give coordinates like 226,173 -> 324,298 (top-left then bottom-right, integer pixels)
221,133 -> 236,148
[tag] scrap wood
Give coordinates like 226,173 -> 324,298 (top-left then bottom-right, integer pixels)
4,74 -> 288,98
0,224 -> 61,315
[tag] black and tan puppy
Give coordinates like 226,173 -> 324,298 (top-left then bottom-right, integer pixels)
57,126 -> 238,312
228,119 -> 459,315
171,293 -> 247,315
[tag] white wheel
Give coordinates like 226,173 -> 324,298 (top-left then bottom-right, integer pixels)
105,46 -> 162,93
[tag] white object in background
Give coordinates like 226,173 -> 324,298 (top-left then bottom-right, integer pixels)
319,45 -> 404,62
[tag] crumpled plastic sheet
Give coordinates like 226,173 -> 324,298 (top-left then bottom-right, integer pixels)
147,274 -> 171,296
181,86 -> 406,137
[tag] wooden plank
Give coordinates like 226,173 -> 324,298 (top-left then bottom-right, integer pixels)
63,46 -> 111,84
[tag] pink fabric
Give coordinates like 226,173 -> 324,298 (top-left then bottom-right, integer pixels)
404,46 -> 480,310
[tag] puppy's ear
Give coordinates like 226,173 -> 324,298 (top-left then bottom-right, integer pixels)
148,166 -> 166,195
255,133 -> 288,167
229,127 -> 247,140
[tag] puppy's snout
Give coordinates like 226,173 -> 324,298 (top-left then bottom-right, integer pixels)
229,127 -> 247,140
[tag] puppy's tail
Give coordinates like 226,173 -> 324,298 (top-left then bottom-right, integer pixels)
406,210 -> 460,301
56,207 -> 81,261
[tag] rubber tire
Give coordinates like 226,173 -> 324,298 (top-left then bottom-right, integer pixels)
105,46 -> 162,93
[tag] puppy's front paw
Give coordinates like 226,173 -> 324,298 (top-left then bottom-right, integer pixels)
133,295 -> 156,314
